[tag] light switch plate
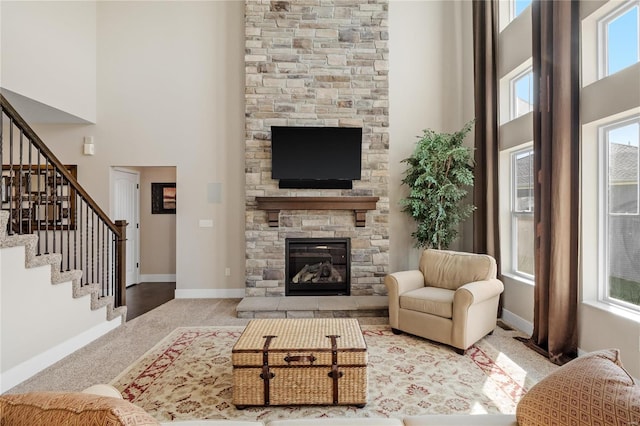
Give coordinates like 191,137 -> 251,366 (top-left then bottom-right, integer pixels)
199,219 -> 213,228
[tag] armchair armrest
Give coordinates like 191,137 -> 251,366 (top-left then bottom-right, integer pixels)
452,279 -> 504,349
385,270 -> 425,296
385,270 -> 425,328
454,279 -> 504,306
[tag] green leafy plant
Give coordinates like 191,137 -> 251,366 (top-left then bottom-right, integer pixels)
400,120 -> 476,249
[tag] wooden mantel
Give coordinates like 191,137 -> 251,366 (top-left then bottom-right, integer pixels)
255,196 -> 379,227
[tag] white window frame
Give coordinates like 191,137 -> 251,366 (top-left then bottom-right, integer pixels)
510,67 -> 533,121
511,147 -> 535,280
598,115 -> 640,312
597,0 -> 640,79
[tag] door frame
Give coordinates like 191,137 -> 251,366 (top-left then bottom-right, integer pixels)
110,167 -> 140,287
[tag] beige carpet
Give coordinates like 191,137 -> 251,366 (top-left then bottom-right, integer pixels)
7,298 -> 557,407
110,325 -> 548,423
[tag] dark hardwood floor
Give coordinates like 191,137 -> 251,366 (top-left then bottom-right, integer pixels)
125,282 -> 176,321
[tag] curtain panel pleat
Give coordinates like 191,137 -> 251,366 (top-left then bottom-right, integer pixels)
472,0 -> 501,270
530,0 -> 580,365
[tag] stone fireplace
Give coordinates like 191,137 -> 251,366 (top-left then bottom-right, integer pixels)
244,0 -> 389,297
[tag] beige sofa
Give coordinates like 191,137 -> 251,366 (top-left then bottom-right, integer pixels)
385,249 -> 504,354
1,349 -> 637,426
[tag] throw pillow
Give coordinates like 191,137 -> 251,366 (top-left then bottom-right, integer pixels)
516,348 -> 640,426
0,391 -> 160,425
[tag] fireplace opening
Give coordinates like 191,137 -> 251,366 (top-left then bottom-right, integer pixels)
285,238 -> 350,296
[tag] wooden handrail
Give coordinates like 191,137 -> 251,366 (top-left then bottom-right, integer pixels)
1,94 -> 126,308
0,94 -> 120,236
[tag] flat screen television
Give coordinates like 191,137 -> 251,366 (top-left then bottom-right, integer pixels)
271,126 -> 362,189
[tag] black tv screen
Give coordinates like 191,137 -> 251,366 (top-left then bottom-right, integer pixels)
271,126 -> 362,189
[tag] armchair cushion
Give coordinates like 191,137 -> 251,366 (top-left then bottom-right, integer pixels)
400,287 -> 455,319
419,249 -> 496,290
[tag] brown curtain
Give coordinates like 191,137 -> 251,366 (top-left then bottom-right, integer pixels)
472,0 -> 501,270
530,0 -> 580,365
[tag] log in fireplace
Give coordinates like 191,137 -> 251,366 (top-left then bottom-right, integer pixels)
285,238 -> 350,296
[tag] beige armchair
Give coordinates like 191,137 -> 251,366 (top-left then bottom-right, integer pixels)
385,249 -> 504,354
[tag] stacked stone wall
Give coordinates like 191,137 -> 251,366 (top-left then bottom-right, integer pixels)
245,0 -> 389,296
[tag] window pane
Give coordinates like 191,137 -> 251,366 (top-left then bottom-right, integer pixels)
607,215 -> 640,306
514,0 -> 532,18
606,120 -> 640,307
513,72 -> 533,119
607,5 -> 639,76
515,215 -> 535,276
514,149 -> 534,212
512,148 -> 535,278
608,122 -> 639,214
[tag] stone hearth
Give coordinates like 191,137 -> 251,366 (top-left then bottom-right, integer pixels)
236,295 -> 388,319
244,0 -> 389,298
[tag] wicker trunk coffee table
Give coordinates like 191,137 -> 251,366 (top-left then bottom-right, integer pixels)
231,318 -> 368,408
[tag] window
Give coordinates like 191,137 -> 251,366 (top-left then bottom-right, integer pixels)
511,0 -> 532,21
511,69 -> 533,120
599,1 -> 640,78
511,148 -> 535,278
601,117 -> 640,310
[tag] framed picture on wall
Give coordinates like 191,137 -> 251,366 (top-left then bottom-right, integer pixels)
151,182 -> 176,214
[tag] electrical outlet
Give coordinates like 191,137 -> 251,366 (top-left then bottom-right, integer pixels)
225,267 -> 231,277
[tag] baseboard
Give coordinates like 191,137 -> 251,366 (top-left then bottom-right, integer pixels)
0,318 -> 121,393
139,274 -> 176,283
501,309 -> 534,335
174,289 -> 245,299
502,311 -> 597,367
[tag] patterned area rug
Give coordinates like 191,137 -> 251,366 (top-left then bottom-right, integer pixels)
111,326 -> 537,422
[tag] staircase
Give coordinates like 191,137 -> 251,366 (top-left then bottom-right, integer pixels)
0,95 -> 127,392
1,210 -> 126,321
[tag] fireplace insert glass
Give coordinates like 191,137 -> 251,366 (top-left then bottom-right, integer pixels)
285,238 -> 350,296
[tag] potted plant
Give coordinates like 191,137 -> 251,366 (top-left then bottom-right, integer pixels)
400,120 -> 476,250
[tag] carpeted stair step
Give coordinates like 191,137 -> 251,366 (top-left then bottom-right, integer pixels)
0,210 -> 126,324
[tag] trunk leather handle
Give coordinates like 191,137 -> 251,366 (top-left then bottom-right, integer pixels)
284,354 -> 317,364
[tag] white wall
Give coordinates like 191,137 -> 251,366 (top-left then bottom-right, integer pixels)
0,3 -> 3,89
0,245 -> 119,392
0,1 -> 96,123
30,1 -> 246,297
388,0 -> 475,272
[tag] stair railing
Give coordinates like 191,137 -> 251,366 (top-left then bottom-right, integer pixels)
0,94 -> 127,308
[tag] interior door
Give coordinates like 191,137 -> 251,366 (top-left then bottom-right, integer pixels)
111,168 -> 140,287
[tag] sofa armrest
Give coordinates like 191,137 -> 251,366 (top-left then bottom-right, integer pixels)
268,419 -> 402,426
385,270 -> 425,328
403,414 -> 518,426
160,421 -> 265,425
82,384 -> 123,399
